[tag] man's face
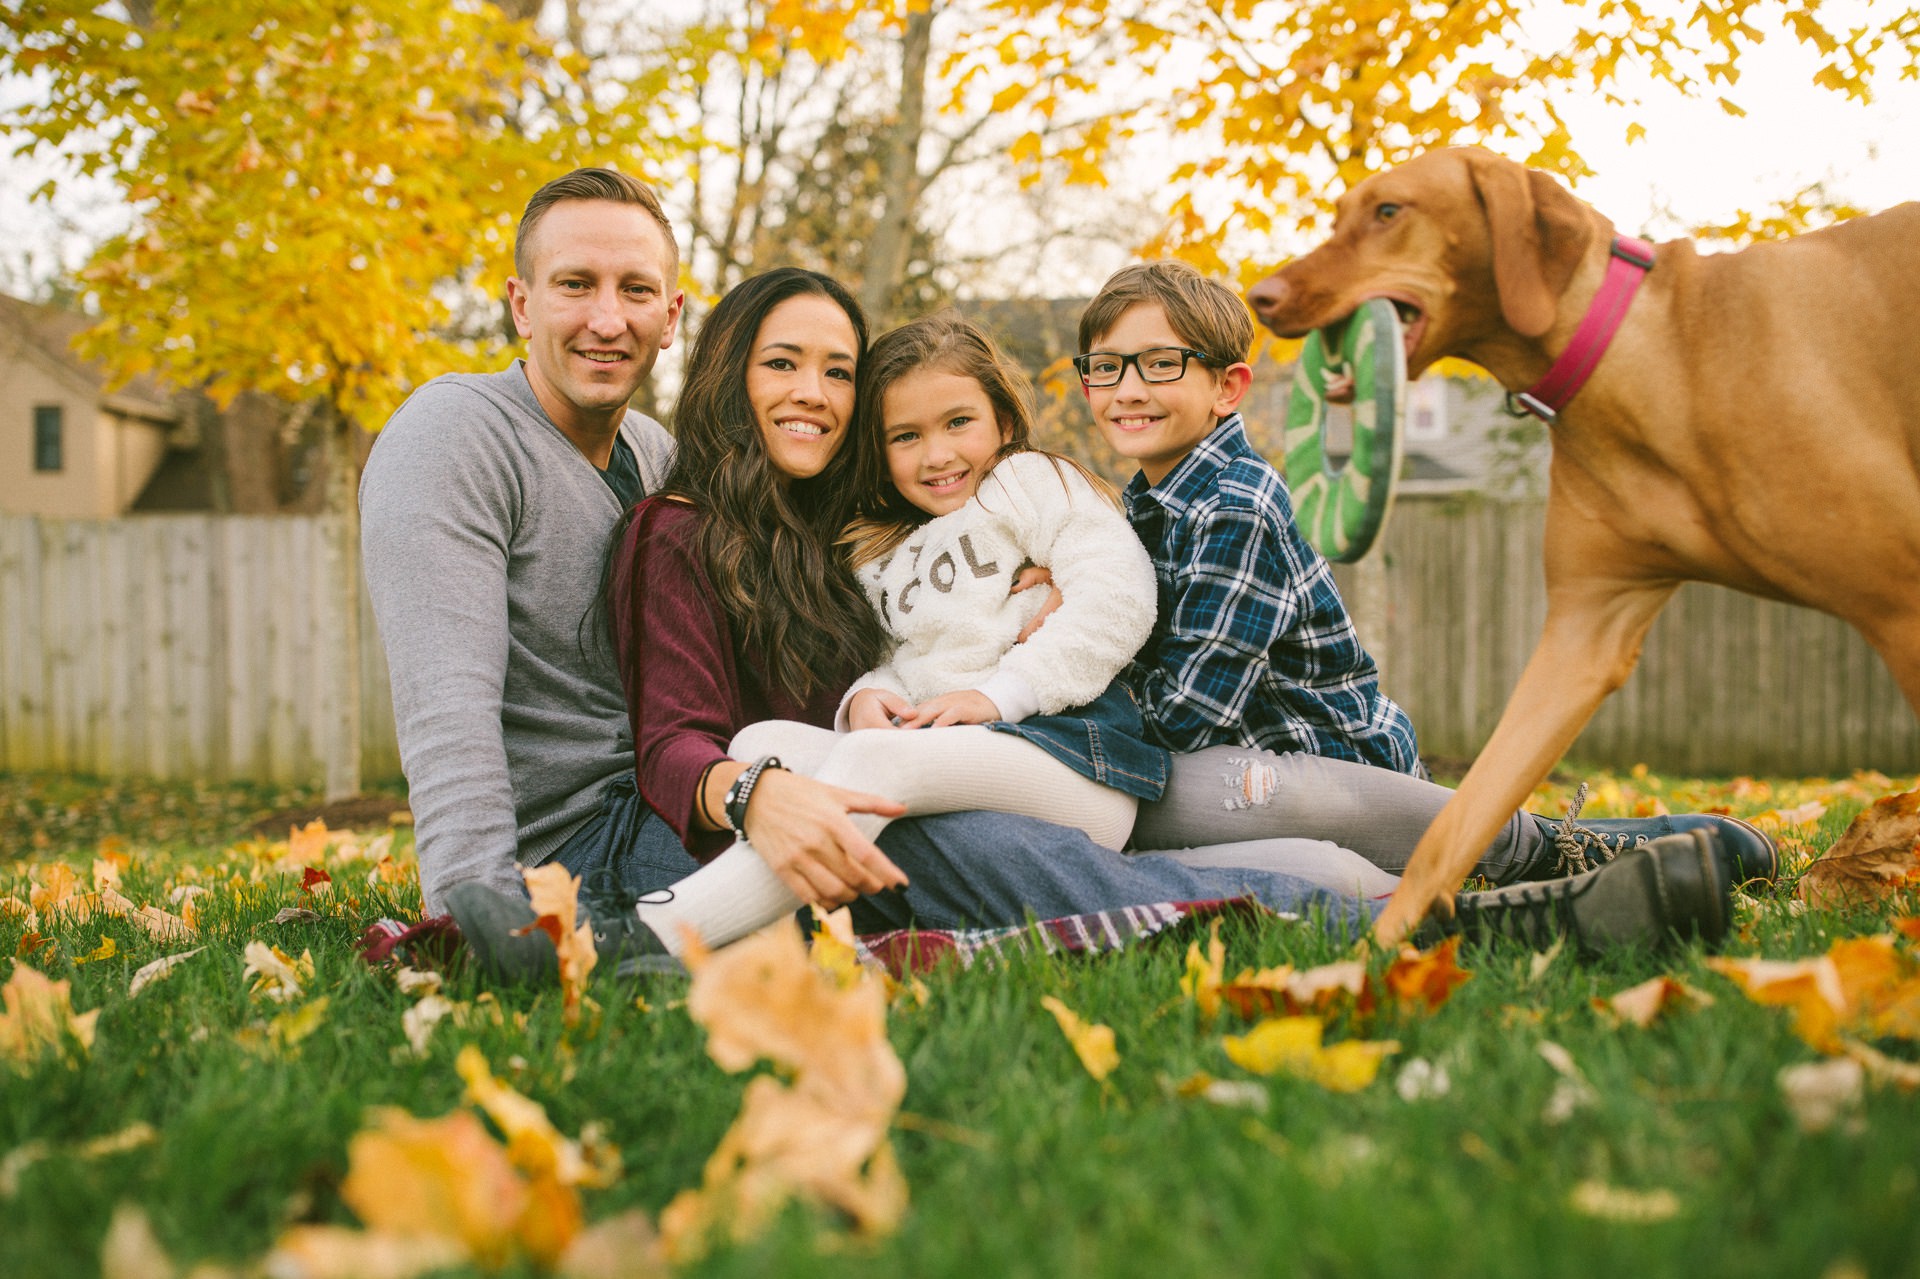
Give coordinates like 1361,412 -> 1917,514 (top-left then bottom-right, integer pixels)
506,200 -> 683,441
1085,302 -> 1241,487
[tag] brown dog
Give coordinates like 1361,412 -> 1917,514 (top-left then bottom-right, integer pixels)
1247,145 -> 1920,943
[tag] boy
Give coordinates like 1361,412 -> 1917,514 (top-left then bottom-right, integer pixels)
1076,261 -> 1776,888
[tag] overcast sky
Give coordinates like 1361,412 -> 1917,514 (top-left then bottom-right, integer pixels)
3,4 -> 1914,296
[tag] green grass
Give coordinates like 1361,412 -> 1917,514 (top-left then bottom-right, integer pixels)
3,769 -> 1918,1278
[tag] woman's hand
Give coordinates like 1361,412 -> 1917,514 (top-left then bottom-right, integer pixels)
846,687 -> 914,730
894,689 -> 1001,728
740,768 -> 910,907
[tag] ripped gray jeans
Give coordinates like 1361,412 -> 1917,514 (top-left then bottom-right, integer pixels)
1129,745 -> 1552,887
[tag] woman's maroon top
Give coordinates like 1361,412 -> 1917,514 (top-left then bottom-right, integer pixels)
610,496 -> 849,859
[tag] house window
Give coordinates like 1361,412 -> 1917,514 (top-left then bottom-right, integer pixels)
1404,380 -> 1448,442
33,405 -> 64,472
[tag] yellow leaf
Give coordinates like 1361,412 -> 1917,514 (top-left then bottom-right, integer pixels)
1223,1016 -> 1324,1076
809,904 -> 865,988
1179,919 -> 1225,1019
1594,975 -> 1714,1028
457,1046 -> 621,1189
1040,995 -> 1120,1082
242,941 -> 315,1004
75,936 -> 119,965
1223,1017 -> 1396,1092
0,964 -> 99,1064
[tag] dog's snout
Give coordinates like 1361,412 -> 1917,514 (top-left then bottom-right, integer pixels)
1247,275 -> 1290,326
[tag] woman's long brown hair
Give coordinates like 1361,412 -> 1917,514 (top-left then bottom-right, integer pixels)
629,268 -> 885,701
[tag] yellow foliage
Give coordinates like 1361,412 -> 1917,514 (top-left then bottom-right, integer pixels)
1040,995 -> 1121,1082
0,965 -> 100,1065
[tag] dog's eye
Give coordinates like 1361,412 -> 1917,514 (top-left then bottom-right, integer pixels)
1376,202 -> 1402,222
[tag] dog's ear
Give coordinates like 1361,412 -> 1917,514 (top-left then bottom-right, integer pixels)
1470,156 -> 1596,338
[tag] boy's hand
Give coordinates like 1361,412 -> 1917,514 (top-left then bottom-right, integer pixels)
895,689 -> 1001,728
1010,565 -> 1063,643
847,687 -> 914,730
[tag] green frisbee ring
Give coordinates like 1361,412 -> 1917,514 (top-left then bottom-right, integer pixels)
1282,297 -> 1407,563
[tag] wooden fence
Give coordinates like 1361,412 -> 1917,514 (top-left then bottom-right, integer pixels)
1,504 -> 1915,786
0,513 -> 397,784
1333,498 -> 1920,775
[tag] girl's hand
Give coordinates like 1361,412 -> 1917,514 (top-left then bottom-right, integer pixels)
1010,565 -> 1063,643
895,689 -> 1001,728
847,687 -> 914,730
740,769 -> 910,907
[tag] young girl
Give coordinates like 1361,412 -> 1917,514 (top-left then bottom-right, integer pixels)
628,311 -> 1170,953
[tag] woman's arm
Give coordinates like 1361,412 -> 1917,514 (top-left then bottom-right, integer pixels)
617,503 -> 908,901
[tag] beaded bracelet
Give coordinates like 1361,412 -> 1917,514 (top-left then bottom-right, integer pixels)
722,755 -> 784,839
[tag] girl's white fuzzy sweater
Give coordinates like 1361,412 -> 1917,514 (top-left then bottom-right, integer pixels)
847,450 -> 1157,723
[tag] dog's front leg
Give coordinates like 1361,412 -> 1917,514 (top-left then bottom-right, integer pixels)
1373,573 -> 1677,945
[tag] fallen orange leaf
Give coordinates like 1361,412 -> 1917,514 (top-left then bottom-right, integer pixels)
1594,975 -> 1715,1028
660,920 -> 907,1261
1710,935 -> 1920,1052
1797,788 -> 1920,908
516,863 -> 597,1027
1383,936 -> 1473,1013
288,819 -> 332,866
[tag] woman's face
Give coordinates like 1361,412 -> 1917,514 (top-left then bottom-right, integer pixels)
745,294 -> 859,482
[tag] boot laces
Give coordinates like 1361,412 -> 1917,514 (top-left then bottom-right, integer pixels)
578,868 -> 639,943
1549,781 -> 1650,876
1458,881 -> 1573,949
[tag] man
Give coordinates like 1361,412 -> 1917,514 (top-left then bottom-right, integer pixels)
362,168 -> 681,916
364,168 -> 1740,983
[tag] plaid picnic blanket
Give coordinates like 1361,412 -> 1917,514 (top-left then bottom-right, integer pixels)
359,897 -> 1290,979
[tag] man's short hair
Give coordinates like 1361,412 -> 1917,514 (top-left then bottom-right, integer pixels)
513,167 -> 679,280
1078,260 -> 1254,364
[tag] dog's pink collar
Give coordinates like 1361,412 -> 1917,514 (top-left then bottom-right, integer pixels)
1506,235 -> 1655,422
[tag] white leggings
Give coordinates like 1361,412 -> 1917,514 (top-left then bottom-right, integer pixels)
634,720 -> 1137,954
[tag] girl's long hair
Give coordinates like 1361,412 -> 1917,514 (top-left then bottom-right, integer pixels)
626,268 -> 885,701
843,310 -> 1115,567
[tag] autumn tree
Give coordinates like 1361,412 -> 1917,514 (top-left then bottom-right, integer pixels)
0,0 -> 672,797
971,0 -> 1920,283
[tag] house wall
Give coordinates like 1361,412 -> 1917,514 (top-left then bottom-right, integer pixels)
0,339 -> 169,517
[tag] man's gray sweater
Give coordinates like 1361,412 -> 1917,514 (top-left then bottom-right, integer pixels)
360,362 -> 673,913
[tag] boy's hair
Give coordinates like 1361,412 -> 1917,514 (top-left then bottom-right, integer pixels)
514,167 -> 679,280
844,310 -> 1114,566
1078,260 -> 1254,365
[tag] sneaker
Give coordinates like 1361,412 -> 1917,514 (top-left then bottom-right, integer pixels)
1423,828 -> 1735,958
445,879 -> 682,985
577,871 -> 688,978
1531,782 -> 1779,888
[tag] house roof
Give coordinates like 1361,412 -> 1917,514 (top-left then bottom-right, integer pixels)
0,292 -> 178,423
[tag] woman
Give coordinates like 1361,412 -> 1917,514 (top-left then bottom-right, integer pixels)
562,269 -> 1382,969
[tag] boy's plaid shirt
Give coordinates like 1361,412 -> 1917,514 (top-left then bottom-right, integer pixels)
1121,414 -> 1421,773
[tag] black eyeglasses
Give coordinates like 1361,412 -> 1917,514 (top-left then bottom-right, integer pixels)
1072,346 -> 1220,388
